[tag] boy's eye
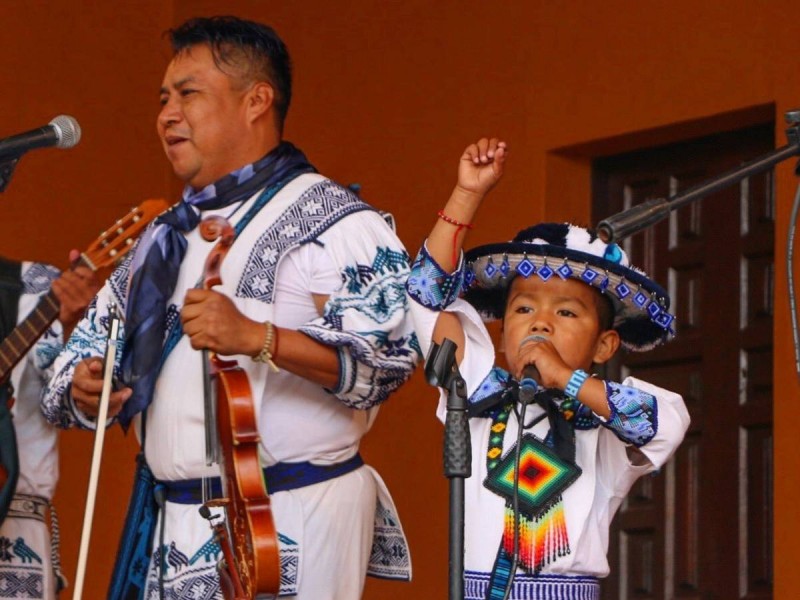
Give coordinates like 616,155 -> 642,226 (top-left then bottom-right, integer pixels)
180,89 -> 197,97
515,306 -> 533,314
558,309 -> 577,317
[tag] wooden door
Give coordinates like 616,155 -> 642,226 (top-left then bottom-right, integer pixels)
592,123 -> 774,600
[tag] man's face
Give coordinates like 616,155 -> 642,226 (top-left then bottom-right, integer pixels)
502,275 -> 611,374
157,45 -> 253,190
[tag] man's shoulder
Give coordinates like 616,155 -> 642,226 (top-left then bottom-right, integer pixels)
292,173 -> 373,209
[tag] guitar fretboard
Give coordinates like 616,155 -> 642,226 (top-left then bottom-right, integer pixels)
0,290 -> 59,382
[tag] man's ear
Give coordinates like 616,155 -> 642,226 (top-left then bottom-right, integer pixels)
246,81 -> 275,123
593,329 -> 620,365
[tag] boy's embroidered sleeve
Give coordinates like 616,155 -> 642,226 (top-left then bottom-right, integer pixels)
598,376 -> 690,470
297,211 -> 420,410
41,258 -> 132,430
599,381 -> 658,447
406,241 -> 464,311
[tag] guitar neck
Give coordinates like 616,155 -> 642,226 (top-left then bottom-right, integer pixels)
0,290 -> 59,382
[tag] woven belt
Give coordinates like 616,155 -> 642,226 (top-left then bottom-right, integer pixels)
464,571 -> 600,600
7,493 -> 48,522
159,453 -> 365,504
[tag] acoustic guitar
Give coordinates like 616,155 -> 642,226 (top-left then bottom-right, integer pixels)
0,198 -> 169,384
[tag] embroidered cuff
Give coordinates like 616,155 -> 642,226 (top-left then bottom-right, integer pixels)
601,381 -> 658,447
298,325 -> 415,410
406,242 -> 465,311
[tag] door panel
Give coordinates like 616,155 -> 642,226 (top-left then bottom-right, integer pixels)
592,124 -> 774,600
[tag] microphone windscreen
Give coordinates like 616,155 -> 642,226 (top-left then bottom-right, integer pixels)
49,115 -> 81,149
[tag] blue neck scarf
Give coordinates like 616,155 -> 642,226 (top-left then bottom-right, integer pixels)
118,141 -> 315,428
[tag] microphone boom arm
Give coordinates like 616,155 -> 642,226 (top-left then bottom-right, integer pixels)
598,113 -> 800,243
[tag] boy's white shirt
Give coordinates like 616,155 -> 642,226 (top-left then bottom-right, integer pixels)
410,296 -> 690,577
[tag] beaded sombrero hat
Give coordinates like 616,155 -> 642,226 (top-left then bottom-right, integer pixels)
463,222 -> 675,351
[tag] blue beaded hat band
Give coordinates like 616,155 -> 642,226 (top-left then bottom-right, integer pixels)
463,223 -> 675,352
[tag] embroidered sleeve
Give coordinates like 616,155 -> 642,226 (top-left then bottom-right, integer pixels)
600,381 -> 658,447
466,367 -> 512,417
406,242 -> 464,311
41,257 -> 133,430
298,211 -> 420,409
16,262 -> 63,376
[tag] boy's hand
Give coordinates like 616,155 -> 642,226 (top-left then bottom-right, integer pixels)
515,336 -> 572,390
456,138 -> 507,199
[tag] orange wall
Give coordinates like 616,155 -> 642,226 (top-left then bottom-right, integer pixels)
2,1 -> 799,598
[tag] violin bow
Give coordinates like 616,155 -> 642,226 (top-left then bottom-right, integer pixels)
72,304 -> 121,600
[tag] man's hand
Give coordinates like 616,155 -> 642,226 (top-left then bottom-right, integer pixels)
51,250 -> 103,338
181,289 -> 263,357
72,357 -> 132,418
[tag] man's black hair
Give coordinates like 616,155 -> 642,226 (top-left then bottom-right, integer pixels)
168,16 -> 292,129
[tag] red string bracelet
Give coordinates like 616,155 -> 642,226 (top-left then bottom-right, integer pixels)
437,210 -> 474,265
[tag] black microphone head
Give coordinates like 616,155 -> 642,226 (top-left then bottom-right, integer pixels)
49,115 -> 81,149
518,334 -> 547,400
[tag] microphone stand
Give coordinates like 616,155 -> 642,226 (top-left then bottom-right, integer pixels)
425,338 -> 469,600
597,109 -> 800,378
597,109 -> 800,243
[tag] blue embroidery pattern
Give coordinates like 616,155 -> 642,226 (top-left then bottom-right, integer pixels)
278,533 -> 299,595
603,382 -> 658,446
21,263 -> 59,295
298,241 -> 416,408
41,300 -> 128,429
236,179 -> 372,302
406,245 -> 464,310
368,501 -> 411,580
142,533 -> 302,599
188,536 -> 221,566
0,536 -> 45,598
468,367 -> 511,411
107,247 -> 137,314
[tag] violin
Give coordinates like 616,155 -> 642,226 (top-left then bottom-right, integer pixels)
199,215 -> 281,599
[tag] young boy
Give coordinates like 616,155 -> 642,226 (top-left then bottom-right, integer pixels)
406,138 -> 690,599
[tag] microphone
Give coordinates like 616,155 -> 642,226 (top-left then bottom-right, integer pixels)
596,197 -> 671,243
0,115 -> 82,160
518,334 -> 547,404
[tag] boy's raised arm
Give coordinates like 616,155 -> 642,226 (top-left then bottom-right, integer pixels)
426,138 -> 507,273
416,138 -> 507,363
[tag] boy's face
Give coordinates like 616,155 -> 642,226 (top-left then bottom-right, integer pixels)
501,275 -> 619,374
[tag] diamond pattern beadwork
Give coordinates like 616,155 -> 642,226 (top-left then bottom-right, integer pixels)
615,281 -> 631,299
516,257 -> 536,278
557,262 -> 573,279
484,260 -> 498,278
581,267 -> 599,284
655,312 -> 675,330
537,263 -> 554,281
633,291 -> 648,308
647,302 -> 661,318
500,256 -> 510,277
464,269 -> 476,287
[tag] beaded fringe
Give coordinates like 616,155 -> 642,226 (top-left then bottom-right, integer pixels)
502,495 -> 570,573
